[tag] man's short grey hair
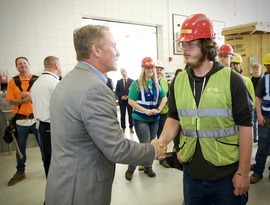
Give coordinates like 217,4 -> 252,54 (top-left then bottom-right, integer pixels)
252,62 -> 262,69
73,25 -> 110,61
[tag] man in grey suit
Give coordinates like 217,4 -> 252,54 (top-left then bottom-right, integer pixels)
45,25 -> 166,205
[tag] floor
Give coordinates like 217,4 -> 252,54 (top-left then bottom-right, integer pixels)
0,118 -> 270,204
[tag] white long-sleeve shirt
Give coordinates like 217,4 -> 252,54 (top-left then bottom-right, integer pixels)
31,71 -> 60,124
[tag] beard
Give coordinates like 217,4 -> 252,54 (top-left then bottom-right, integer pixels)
187,53 -> 207,70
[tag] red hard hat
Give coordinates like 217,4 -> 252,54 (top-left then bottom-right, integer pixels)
176,13 -> 216,42
141,57 -> 155,67
219,44 -> 233,55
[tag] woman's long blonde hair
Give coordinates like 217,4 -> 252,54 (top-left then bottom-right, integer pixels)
136,67 -> 161,91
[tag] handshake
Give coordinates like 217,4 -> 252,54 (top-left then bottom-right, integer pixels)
151,139 -> 167,160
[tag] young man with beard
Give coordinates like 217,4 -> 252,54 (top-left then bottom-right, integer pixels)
158,13 -> 253,205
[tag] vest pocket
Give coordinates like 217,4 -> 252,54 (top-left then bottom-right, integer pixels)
200,137 -> 239,166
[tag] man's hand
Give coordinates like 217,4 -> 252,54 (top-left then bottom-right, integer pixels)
257,114 -> 265,126
151,138 -> 167,160
20,91 -> 31,102
232,172 -> 250,196
121,95 -> 128,100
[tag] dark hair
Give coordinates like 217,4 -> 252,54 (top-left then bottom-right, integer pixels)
15,57 -> 29,66
230,62 -> 243,74
199,38 -> 218,62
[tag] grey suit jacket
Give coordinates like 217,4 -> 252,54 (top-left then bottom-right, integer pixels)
45,62 -> 155,205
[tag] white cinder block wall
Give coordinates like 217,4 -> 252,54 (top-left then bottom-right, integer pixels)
0,0 -> 268,80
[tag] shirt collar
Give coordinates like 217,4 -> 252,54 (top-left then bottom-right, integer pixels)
42,71 -> 60,80
80,61 -> 107,84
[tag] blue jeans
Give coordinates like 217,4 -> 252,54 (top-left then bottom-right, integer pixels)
128,119 -> 159,171
16,123 -> 43,173
157,114 -> 167,163
183,170 -> 247,205
253,110 -> 258,142
253,125 -> 270,174
157,113 -> 167,138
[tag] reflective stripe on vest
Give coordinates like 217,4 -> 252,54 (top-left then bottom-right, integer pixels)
262,75 -> 270,115
178,108 -> 237,138
174,67 -> 239,166
133,80 -> 159,117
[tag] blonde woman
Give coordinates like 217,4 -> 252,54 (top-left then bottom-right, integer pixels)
125,57 -> 167,181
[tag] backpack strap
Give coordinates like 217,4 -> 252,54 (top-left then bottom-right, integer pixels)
28,75 -> 39,91
13,75 -> 39,91
12,75 -> 39,111
13,76 -> 22,91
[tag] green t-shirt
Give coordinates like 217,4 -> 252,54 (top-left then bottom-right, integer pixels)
128,80 -> 166,122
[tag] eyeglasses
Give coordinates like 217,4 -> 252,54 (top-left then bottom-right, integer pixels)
218,54 -> 231,58
264,64 -> 270,67
179,40 -> 199,50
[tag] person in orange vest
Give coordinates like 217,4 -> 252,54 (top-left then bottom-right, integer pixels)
6,57 -> 43,186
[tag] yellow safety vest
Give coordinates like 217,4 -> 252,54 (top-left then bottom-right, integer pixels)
159,78 -> 169,114
242,76 -> 255,105
174,67 -> 239,166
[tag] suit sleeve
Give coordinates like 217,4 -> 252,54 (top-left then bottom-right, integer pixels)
115,80 -> 121,98
81,84 -> 155,166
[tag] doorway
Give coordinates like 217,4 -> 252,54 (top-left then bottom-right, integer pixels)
82,18 -> 158,88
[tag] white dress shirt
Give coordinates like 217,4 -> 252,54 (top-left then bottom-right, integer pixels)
31,71 -> 60,124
